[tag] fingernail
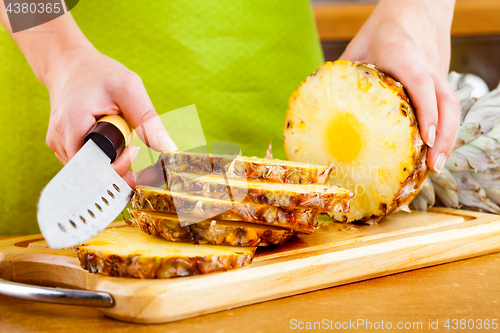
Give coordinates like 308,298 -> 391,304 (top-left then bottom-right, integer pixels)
155,130 -> 178,151
427,125 -> 436,147
129,146 -> 140,164
434,153 -> 446,174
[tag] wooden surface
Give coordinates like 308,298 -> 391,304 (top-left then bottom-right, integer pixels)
1,250 -> 500,332
314,0 -> 500,41
2,208 -> 500,325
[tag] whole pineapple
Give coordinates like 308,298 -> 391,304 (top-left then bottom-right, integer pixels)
412,73 -> 500,213
283,60 -> 428,223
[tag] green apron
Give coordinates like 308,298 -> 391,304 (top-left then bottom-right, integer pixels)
0,0 -> 323,235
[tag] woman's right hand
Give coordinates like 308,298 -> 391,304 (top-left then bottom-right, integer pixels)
43,46 -> 177,186
0,10 -> 175,186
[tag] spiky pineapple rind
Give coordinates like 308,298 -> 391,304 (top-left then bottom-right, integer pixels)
284,60 -> 428,223
362,155 -> 429,224
77,247 -> 253,279
157,151 -> 335,184
76,227 -> 255,279
129,209 -> 294,247
132,186 -> 317,234
359,106 -> 428,224
167,172 -> 353,212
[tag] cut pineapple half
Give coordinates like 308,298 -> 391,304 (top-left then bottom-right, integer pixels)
77,226 -> 255,279
133,186 -> 317,233
284,61 -> 428,223
129,209 -> 294,247
167,171 -> 353,212
157,151 -> 334,184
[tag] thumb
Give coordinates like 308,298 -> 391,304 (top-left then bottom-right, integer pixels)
110,72 -> 177,151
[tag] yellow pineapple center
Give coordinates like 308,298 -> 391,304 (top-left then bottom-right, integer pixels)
326,114 -> 362,163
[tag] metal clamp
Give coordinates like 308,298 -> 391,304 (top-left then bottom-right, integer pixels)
0,278 -> 114,307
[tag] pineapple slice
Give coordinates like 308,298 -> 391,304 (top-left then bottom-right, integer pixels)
129,209 -> 294,247
77,226 -> 255,279
283,61 -> 428,223
167,171 -> 353,212
157,151 -> 334,184
133,186 -> 317,233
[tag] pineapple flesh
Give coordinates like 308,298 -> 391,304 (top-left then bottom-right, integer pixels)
129,210 -> 294,247
133,186 -> 317,233
157,151 -> 334,184
167,171 -> 353,212
77,226 -> 255,279
283,61 -> 428,223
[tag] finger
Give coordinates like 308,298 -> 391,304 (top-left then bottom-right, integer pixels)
427,75 -> 460,173
46,125 -> 69,164
122,170 -> 137,188
53,108 -> 97,160
110,72 -> 177,152
377,58 -> 439,149
54,151 -> 68,165
64,116 -> 98,159
112,145 -> 140,176
339,35 -> 370,63
49,138 -> 68,164
135,165 -> 167,187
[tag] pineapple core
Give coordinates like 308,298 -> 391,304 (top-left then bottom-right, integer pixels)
327,114 -> 362,163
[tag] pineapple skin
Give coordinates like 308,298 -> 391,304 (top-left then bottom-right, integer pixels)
129,210 -> 294,247
133,186 -> 317,233
352,64 -> 428,223
167,172 -> 353,213
77,247 -> 253,279
283,61 -> 428,224
157,151 -> 334,184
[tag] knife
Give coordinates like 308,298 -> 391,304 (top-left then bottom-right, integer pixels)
37,115 -> 134,249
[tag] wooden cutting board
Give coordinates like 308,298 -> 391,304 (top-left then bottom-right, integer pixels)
1,207 -> 500,324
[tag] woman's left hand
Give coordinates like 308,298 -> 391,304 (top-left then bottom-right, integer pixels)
340,0 -> 459,173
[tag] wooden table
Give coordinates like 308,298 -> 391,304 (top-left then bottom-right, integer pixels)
1,233 -> 499,332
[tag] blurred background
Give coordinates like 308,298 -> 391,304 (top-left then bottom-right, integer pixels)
312,0 -> 500,89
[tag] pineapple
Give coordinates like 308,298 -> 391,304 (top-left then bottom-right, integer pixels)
77,226 -> 255,279
166,171 -> 353,212
413,73 -> 500,213
157,151 -> 334,184
283,60 -> 428,223
133,186 -> 318,233
129,210 -> 294,247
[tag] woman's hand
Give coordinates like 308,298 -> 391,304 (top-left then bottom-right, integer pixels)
0,12 -> 176,187
340,0 -> 459,173
42,46 -> 177,186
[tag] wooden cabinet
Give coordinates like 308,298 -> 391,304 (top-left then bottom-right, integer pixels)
314,0 -> 500,89
313,0 -> 500,41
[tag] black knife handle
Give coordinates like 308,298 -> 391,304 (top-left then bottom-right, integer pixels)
84,115 -> 133,163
